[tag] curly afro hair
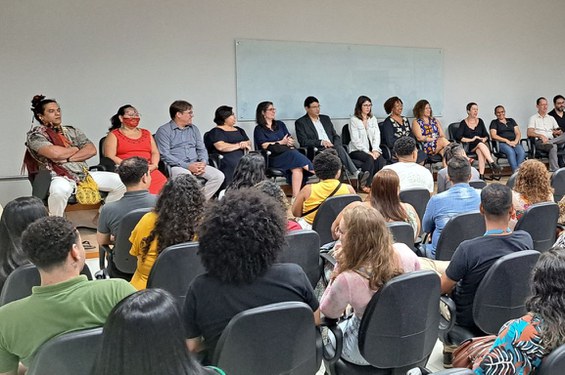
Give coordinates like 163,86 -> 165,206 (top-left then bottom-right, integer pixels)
313,150 -> 341,180
198,188 -> 286,284
21,216 -> 78,270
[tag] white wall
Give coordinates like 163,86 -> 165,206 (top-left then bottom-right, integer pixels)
1,0 -> 564,203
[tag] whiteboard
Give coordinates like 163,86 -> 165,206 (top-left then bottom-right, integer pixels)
235,39 -> 443,121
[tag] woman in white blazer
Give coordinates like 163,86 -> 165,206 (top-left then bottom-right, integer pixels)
349,96 -> 386,193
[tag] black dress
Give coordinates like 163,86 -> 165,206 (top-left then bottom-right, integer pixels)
456,119 -> 488,151
206,126 -> 249,186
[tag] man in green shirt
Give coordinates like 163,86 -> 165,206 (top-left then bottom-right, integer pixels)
0,216 -> 135,375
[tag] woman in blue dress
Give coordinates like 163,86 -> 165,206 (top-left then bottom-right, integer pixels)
205,105 -> 251,187
254,101 -> 313,199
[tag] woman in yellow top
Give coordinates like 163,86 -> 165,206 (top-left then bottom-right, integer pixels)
292,151 -> 356,228
129,174 -> 205,290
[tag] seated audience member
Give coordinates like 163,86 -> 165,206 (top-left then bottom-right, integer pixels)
436,143 -> 481,193
92,289 -> 221,375
0,197 -> 47,291
527,97 -> 565,172
549,94 -> 565,131
155,100 -> 224,199
254,180 -> 301,232
489,105 -> 526,173
440,184 -> 533,367
0,217 -> 135,374
331,169 -> 420,241
320,205 -> 420,365
220,152 -> 266,199
411,99 -> 450,161
475,247 -> 565,374
97,157 -> 157,247
254,101 -> 313,199
24,95 -> 126,216
423,156 -> 481,259
295,96 -> 363,180
382,136 -> 434,193
104,105 -> 167,194
512,159 -> 553,221
129,174 -> 205,290
348,96 -> 386,193
205,105 -> 251,187
381,96 -> 426,164
184,189 -> 320,362
292,150 -> 355,229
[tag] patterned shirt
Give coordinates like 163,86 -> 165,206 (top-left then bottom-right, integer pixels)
475,314 -> 545,375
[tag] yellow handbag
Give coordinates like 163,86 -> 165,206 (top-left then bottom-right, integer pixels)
75,168 -> 102,205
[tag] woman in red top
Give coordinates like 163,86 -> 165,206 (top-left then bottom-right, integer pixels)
104,105 -> 167,194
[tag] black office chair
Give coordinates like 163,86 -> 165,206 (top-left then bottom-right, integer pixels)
551,167 -> 565,202
324,270 -> 440,375
146,241 -> 205,307
386,221 -> 416,252
538,343 -> 565,375
212,301 -> 327,375
514,202 -> 559,252
312,194 -> 362,246
0,263 -> 92,306
432,211 -> 485,261
440,250 -> 540,346
98,136 -> 116,172
279,230 -> 322,288
202,130 -> 224,170
98,207 -> 152,279
399,188 -> 431,231
447,122 -> 479,161
469,179 -> 487,189
527,136 -> 565,163
506,171 -> 518,189
26,327 -> 103,375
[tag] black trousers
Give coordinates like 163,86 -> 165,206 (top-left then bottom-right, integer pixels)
349,150 -> 386,187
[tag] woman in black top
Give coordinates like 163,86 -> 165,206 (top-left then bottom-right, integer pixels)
489,105 -> 526,172
456,102 -> 501,180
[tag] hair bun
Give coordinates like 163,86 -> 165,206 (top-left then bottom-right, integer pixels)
31,94 -> 46,111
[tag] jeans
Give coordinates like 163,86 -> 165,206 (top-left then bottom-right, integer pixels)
498,143 -> 526,172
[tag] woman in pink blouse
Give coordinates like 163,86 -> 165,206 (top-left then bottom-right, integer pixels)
320,205 -> 420,365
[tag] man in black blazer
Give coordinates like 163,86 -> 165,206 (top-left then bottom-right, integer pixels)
295,96 -> 361,179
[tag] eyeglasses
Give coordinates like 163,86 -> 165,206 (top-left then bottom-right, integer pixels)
309,105 -> 320,109
266,108 -> 277,112
183,110 -> 194,115
362,104 -> 372,107
123,112 -> 141,118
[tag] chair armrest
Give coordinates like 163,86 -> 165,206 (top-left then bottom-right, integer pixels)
527,137 -> 537,157
99,244 -> 112,270
439,295 -> 457,342
208,153 -> 223,170
319,317 -> 343,364
88,164 -> 108,172
305,146 -> 319,160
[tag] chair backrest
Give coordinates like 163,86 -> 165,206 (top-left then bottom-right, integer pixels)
312,194 -> 362,245
279,230 -> 321,288
358,270 -> 440,370
26,327 -> 103,375
435,211 -> 485,261
213,301 -> 319,375
341,124 -> 351,146
551,168 -> 565,202
473,250 -> 540,334
538,343 -> 565,375
515,202 -> 559,252
399,188 -> 431,227
469,179 -> 487,189
146,241 -> 205,306
98,136 -> 116,172
506,171 -> 518,189
447,122 -> 460,141
386,221 -> 415,251
0,264 -> 92,306
112,207 -> 152,274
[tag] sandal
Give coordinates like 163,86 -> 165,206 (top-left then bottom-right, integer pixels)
82,240 -> 95,250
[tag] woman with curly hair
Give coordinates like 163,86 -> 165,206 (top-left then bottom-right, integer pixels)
411,99 -> 450,160
331,169 -> 420,240
221,152 -> 266,197
475,247 -> 565,374
129,174 -> 205,290
321,205 -> 420,365
512,159 -> 553,220
92,289 -> 223,375
183,188 -> 319,362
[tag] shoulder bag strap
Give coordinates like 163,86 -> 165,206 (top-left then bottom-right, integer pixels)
301,182 -> 343,217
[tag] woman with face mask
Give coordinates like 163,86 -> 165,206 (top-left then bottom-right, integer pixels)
104,105 -> 167,194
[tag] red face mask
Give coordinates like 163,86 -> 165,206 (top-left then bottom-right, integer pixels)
122,117 -> 140,128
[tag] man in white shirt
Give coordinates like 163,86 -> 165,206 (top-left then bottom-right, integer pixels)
527,97 -> 565,171
383,136 -> 434,193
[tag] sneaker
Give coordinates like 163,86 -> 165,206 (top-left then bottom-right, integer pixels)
356,170 -> 370,191
442,351 -> 453,368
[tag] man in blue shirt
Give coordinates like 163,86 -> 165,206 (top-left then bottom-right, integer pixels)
422,155 -> 481,258
155,100 -> 224,199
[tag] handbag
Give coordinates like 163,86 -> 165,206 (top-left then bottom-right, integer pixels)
452,334 -> 496,369
266,143 -> 291,156
75,168 -> 102,205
